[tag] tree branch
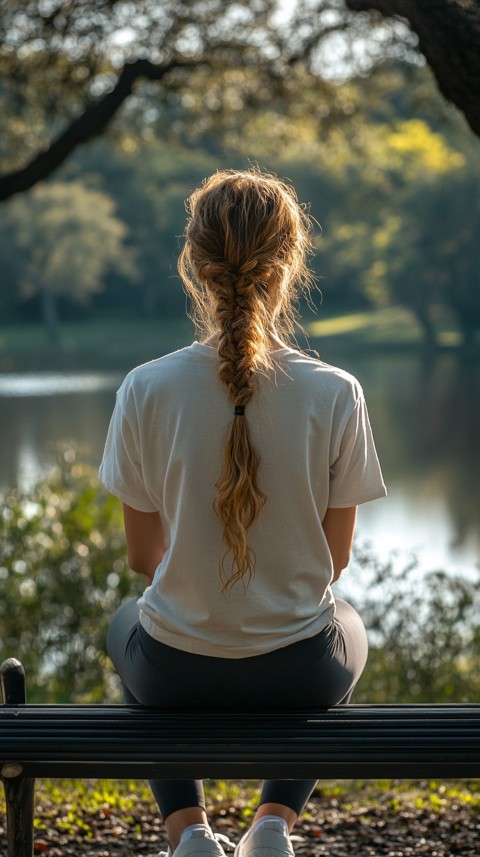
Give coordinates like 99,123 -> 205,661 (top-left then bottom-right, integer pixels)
0,57 -> 197,202
286,21 -> 353,67
345,0 -> 480,137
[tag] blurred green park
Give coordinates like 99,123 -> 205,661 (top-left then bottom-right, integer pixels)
1,2 -> 480,706
1,3 -> 480,356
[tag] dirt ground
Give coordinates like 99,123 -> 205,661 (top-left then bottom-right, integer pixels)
1,781 -> 479,857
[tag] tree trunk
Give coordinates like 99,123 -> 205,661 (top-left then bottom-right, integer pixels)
40,286 -> 61,346
410,303 -> 437,349
451,301 -> 480,354
345,0 -> 480,138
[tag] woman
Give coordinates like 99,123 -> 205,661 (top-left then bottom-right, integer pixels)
100,169 -> 386,857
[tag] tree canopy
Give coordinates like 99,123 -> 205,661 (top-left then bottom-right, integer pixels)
4,0 -> 478,200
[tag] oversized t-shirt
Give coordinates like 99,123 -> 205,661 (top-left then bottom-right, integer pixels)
99,342 -> 386,657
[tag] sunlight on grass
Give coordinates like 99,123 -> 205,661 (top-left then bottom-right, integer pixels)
308,311 -> 376,337
307,307 -> 422,344
1,778 -> 479,841
2,778 -> 478,818
437,330 -> 463,347
0,317 -> 195,372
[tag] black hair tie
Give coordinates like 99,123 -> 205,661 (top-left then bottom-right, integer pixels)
234,405 -> 245,416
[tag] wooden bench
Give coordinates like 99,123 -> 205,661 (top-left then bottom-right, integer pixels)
1,658 -> 480,857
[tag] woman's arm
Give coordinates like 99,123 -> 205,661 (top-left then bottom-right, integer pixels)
322,506 -> 357,582
122,503 -> 166,585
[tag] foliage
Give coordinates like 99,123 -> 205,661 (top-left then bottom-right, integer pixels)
1,779 -> 480,850
1,450 -> 479,704
307,112 -> 480,347
2,180 -> 136,341
7,181 -> 135,300
0,1 -> 258,168
342,544 -> 480,703
0,447 -> 138,703
2,59 -> 480,350
0,0 -> 413,195
73,140 -> 220,316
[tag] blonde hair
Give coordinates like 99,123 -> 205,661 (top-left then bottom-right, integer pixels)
178,168 -> 314,591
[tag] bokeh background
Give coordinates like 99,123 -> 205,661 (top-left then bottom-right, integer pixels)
1,0 -> 479,703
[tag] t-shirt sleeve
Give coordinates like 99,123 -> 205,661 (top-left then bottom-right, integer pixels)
328,393 -> 386,508
99,391 -> 157,513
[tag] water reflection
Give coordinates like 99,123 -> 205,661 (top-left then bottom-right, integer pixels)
1,373 -> 120,489
16,441 -> 46,488
344,352 -> 480,571
0,372 -> 122,397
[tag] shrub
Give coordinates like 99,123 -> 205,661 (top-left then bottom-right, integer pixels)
0,446 -> 140,702
342,544 -> 480,702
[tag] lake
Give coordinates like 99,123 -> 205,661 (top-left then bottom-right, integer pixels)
1,351 -> 479,579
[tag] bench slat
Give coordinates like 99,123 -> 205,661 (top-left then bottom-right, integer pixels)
2,704 -> 479,780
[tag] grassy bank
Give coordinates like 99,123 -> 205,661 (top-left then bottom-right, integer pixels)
305,305 -> 466,354
0,306 -> 467,374
0,316 -> 195,373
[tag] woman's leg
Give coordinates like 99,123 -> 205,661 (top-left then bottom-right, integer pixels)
252,598 -> 368,833
108,598 -> 207,850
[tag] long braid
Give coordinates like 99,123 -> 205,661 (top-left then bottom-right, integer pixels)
178,168 -> 314,592
214,270 -> 268,590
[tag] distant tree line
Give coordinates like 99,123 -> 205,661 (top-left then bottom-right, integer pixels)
1,60 -> 479,350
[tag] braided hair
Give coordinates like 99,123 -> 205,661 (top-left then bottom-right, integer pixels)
178,169 -> 314,592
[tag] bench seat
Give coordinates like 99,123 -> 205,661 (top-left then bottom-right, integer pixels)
2,703 -> 480,780
1,658 -> 479,857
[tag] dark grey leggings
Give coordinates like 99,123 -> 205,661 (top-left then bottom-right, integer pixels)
107,597 -> 368,819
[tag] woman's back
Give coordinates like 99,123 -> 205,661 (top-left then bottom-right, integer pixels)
100,340 -> 385,657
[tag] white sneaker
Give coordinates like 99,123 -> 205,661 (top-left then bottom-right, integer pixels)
234,817 -> 296,857
160,824 -> 235,857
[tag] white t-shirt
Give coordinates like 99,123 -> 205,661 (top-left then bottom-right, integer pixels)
99,342 -> 386,658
